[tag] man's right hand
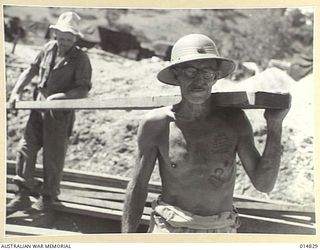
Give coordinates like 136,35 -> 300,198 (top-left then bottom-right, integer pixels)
264,108 -> 290,126
8,92 -> 22,109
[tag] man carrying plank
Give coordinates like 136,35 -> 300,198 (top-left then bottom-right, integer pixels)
6,12 -> 92,216
122,34 -> 289,233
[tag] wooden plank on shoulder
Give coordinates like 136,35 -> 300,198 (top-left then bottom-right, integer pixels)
211,92 -> 291,109
8,96 -> 181,110
6,92 -> 290,111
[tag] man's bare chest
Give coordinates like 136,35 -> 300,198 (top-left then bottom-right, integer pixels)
159,117 -> 238,188
168,118 -> 237,158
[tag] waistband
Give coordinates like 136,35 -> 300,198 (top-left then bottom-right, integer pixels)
152,197 -> 240,230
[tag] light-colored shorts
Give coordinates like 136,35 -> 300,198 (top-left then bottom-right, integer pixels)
148,198 -> 240,233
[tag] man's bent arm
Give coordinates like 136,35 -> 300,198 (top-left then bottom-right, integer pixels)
9,47 -> 43,104
251,121 -> 283,193
237,109 -> 289,193
9,66 -> 38,101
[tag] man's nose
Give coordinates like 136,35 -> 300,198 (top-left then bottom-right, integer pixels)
189,80 -> 207,90
193,73 -> 208,84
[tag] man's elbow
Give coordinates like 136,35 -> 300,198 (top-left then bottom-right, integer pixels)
80,90 -> 89,98
67,87 -> 89,99
77,87 -> 89,98
253,181 -> 275,193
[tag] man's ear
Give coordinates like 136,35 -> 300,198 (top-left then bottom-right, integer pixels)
52,30 -> 57,39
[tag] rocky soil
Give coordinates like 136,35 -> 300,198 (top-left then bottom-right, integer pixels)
5,42 -> 315,206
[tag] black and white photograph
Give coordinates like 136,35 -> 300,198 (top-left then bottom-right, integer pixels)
2,3 -> 316,238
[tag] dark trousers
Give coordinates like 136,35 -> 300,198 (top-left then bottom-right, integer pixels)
14,110 -> 74,197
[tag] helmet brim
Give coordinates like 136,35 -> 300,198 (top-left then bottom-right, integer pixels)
157,56 -> 236,85
50,24 -> 84,38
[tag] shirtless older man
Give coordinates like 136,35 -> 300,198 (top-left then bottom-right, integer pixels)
122,34 -> 289,233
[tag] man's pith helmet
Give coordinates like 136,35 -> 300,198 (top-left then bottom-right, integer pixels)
157,34 -> 236,85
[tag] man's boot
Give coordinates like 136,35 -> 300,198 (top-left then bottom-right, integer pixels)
6,187 -> 31,216
32,195 -> 55,212
31,195 -> 56,228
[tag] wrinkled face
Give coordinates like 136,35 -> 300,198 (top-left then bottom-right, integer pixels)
54,30 -> 78,54
173,60 -> 219,104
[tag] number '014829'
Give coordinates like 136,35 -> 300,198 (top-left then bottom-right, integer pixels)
299,244 -> 318,248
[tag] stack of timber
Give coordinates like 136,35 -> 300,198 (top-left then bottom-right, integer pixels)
6,160 -> 315,236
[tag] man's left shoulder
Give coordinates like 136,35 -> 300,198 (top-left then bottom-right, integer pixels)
142,106 -> 173,127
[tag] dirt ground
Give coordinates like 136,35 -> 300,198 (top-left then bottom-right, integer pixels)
5,42 -> 315,206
